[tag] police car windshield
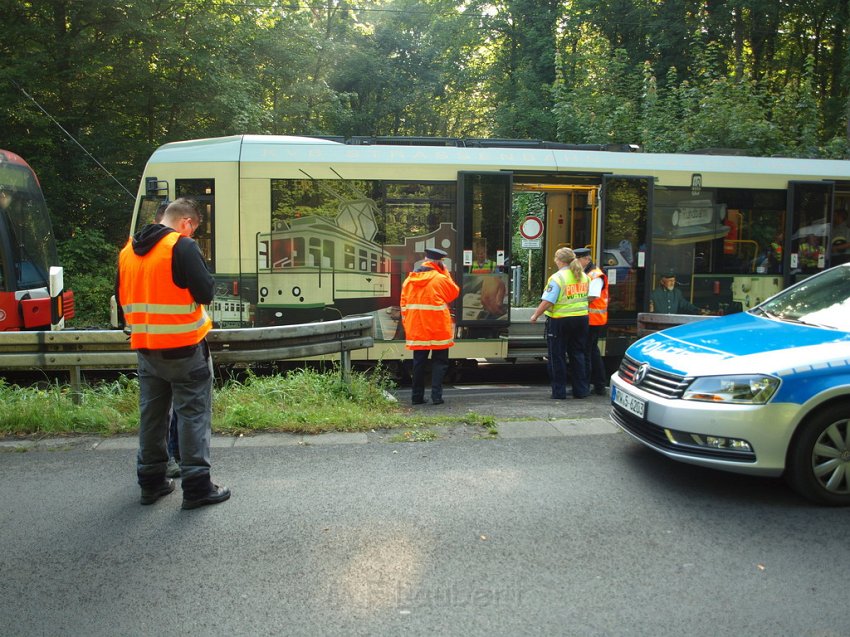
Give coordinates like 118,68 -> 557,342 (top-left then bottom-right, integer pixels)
757,265 -> 850,331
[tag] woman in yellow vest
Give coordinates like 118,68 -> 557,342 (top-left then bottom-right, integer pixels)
529,247 -> 591,399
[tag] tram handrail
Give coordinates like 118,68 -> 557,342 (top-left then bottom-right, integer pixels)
0,316 -> 374,390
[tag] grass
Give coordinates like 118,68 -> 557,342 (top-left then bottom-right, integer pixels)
0,366 -> 497,439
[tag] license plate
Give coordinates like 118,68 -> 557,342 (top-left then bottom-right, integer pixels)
612,386 -> 646,419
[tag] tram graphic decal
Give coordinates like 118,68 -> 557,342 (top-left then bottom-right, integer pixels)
229,185 -> 457,339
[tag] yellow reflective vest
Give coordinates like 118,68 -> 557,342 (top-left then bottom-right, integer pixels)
544,269 -> 590,318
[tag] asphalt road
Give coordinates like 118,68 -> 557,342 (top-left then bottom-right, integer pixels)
1,382 -> 848,637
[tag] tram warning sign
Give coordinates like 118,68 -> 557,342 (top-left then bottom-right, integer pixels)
520,216 -> 543,240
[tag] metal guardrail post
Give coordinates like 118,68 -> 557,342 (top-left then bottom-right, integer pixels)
70,365 -> 83,405
341,350 -> 352,385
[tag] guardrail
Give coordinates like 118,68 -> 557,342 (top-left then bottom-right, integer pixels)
0,316 -> 374,399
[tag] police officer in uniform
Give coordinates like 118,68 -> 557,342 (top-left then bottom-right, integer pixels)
530,247 -> 591,399
400,248 -> 460,405
575,248 -> 609,396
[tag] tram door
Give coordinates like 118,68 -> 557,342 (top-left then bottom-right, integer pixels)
788,181 -> 834,284
540,185 -> 599,280
600,175 -> 652,357
456,172 -> 512,329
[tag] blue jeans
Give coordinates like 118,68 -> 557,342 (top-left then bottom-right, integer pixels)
136,341 -> 213,497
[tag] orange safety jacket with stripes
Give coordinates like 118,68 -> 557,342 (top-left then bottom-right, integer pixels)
587,266 -> 609,326
118,232 -> 212,350
400,261 -> 460,350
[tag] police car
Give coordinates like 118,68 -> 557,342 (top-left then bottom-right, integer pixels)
610,263 -> 850,505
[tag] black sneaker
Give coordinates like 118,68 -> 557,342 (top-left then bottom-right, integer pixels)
140,479 -> 175,505
431,398 -> 444,405
182,485 -> 231,510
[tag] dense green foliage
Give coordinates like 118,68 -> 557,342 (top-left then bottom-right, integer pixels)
2,1 -> 848,324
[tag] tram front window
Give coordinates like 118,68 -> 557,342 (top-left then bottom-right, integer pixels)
0,169 -> 55,291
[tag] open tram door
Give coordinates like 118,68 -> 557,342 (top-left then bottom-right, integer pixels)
599,174 -> 652,359
788,181 -> 835,284
456,172 -> 512,336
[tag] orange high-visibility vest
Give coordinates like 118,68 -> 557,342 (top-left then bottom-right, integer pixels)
119,233 -> 212,350
400,264 -> 460,350
587,267 -> 608,326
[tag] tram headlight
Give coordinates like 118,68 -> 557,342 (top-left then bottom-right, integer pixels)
682,375 -> 779,404
292,286 -> 301,297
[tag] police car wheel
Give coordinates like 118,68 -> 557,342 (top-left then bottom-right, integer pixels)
786,403 -> 850,506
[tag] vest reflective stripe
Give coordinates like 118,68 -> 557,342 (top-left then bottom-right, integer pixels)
545,269 -> 589,318
128,315 -> 210,335
119,233 -> 212,350
405,337 -> 455,348
123,302 -> 200,314
403,303 -> 449,312
587,267 -> 609,326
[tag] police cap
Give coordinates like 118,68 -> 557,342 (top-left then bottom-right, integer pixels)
573,248 -> 591,257
424,247 -> 447,260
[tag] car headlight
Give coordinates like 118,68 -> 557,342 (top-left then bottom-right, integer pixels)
682,375 -> 779,404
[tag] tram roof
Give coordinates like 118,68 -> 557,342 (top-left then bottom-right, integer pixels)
147,135 -> 850,189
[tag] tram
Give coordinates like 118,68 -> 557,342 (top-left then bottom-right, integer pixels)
129,135 -> 850,365
0,150 -> 74,330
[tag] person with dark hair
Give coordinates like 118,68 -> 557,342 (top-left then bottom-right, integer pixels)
400,247 -> 460,406
117,197 -> 230,509
530,247 -> 591,400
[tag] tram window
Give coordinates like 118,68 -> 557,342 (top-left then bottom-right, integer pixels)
370,253 -> 378,273
175,179 -> 214,272
271,237 -> 292,269
359,249 -> 368,271
345,244 -> 355,269
323,240 -> 334,267
309,237 -> 321,267
293,237 -> 304,266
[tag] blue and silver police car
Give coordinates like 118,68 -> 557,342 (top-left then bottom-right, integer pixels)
610,263 -> 850,505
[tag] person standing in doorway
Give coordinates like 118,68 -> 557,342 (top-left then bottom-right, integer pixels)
574,248 -> 609,396
117,198 -> 230,509
529,247 -> 591,400
400,247 -> 460,405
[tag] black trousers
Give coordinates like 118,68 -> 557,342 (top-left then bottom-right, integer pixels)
586,324 -> 607,389
411,348 -> 450,402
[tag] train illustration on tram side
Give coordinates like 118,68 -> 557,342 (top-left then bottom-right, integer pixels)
128,134 -> 850,366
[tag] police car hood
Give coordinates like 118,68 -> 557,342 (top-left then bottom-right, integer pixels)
629,311 -> 850,376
